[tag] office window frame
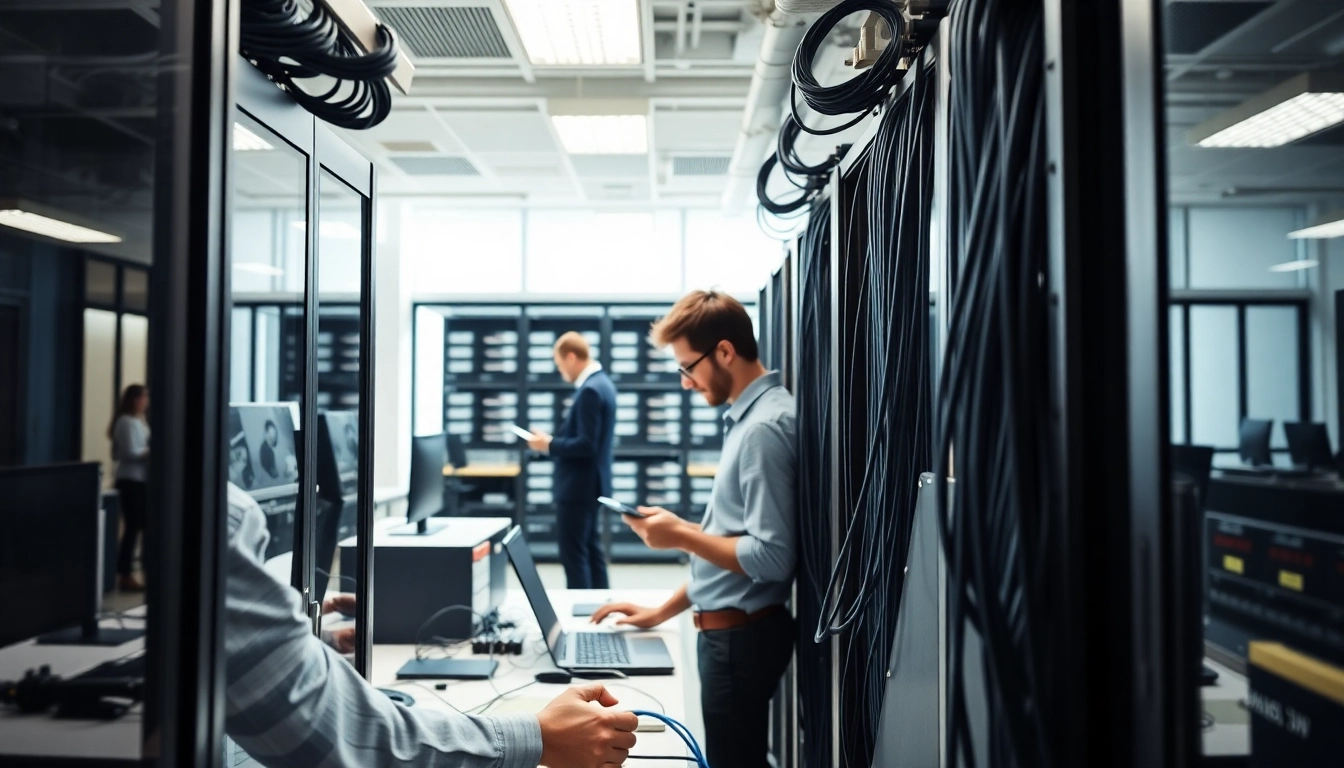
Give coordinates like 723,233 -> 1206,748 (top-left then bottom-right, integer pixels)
1170,295 -> 1311,457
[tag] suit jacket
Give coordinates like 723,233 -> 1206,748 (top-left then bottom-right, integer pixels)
549,370 -> 617,504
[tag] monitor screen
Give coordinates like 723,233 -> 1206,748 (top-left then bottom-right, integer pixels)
1284,422 -> 1333,469
407,434 -> 446,525
1238,418 -> 1273,467
0,463 -> 101,649
228,404 -> 299,500
502,527 -> 562,655
324,411 -> 359,476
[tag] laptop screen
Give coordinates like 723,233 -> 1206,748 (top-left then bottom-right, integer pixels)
502,527 -> 564,656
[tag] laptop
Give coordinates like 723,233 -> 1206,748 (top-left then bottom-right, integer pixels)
502,527 -> 675,675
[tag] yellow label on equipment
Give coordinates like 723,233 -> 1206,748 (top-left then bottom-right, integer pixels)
1279,570 -> 1304,592
1224,555 -> 1244,574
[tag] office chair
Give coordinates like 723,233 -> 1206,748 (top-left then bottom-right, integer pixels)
444,434 -> 474,516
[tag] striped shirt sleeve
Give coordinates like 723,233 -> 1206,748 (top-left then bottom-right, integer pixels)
224,484 -> 543,768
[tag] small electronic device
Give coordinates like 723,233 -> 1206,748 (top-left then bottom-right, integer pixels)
597,496 -> 647,518
396,658 -> 498,681
534,670 -> 573,685
572,603 -> 606,617
509,424 -> 536,441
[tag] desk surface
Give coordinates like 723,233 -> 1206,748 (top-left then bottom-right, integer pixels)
445,464 -> 523,478
1202,656 -> 1249,759
0,613 -> 146,761
371,588 -> 695,762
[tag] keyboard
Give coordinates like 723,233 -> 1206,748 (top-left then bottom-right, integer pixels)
575,633 -> 630,666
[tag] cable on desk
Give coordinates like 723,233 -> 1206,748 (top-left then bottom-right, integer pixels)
471,680 -> 537,715
631,711 -> 709,768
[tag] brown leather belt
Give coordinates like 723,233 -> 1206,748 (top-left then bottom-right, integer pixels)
693,604 -> 786,632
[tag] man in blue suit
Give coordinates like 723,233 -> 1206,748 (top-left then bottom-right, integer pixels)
528,332 -> 617,589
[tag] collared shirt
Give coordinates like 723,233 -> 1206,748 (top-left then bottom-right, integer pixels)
687,371 -> 798,614
574,361 -> 603,389
223,484 -> 542,768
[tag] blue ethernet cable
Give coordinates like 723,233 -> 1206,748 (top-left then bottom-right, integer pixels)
630,710 -> 710,768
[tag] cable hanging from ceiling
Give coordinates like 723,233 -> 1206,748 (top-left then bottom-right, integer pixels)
791,0 -> 911,136
240,0 -> 399,130
935,0 -> 1055,767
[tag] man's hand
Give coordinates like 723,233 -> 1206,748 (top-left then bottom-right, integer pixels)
623,507 -> 690,550
322,593 -> 356,616
590,602 -> 665,629
536,685 -> 638,767
527,432 -> 553,453
330,627 -> 356,654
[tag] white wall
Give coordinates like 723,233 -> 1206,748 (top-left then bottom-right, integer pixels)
373,198 -> 413,495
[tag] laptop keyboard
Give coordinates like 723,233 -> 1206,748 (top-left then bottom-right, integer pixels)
575,632 -> 630,666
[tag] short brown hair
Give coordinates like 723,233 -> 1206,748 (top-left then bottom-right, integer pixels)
553,331 -> 591,361
650,290 -> 758,361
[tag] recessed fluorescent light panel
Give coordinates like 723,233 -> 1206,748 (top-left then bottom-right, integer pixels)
1189,72 -> 1344,148
1268,259 -> 1319,273
504,0 -> 641,66
552,115 -> 648,154
1288,210 -> 1344,240
0,209 -> 121,243
233,123 -> 275,151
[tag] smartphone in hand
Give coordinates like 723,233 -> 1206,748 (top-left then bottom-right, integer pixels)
597,496 -> 648,518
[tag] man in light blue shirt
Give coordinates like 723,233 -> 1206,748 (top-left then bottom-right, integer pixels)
591,290 -> 797,768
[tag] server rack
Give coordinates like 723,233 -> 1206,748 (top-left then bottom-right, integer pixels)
412,299 -> 755,563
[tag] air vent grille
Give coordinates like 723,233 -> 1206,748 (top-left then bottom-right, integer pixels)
374,6 -> 511,59
1164,1 -> 1273,56
389,156 -> 480,176
673,156 -> 731,176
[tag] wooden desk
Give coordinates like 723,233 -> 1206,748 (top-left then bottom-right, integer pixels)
686,463 -> 717,479
444,464 -> 522,478
370,588 -> 696,762
0,612 -> 146,763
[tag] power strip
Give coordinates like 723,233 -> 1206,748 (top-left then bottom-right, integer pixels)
472,629 -> 524,656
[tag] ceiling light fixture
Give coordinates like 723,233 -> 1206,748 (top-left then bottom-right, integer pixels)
234,262 -> 285,276
1268,259 -> 1319,273
503,0 -> 641,66
1288,209 -> 1344,239
0,208 -> 121,244
552,114 -> 648,154
233,123 -> 275,151
1188,72 -> 1344,148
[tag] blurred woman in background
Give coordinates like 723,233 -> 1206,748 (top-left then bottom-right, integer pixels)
110,384 -> 150,592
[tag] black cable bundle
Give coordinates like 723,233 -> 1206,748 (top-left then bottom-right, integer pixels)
818,61 -> 935,768
935,0 -> 1053,767
241,0 -> 398,130
791,0 -> 910,136
794,197 -> 833,768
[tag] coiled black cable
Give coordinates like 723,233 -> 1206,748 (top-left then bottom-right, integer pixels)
820,61 -> 934,768
794,197 -> 833,768
791,0 -> 910,136
935,1 -> 1054,767
240,0 -> 398,130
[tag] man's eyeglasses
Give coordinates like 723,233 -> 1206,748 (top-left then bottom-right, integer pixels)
677,348 -> 715,380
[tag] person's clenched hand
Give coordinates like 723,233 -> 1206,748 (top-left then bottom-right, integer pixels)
536,684 -> 638,767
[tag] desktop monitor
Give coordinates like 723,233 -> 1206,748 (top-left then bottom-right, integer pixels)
447,433 -> 468,469
395,434 -> 447,536
1238,418 -> 1273,467
1284,422 -> 1334,470
0,463 -> 142,649
227,403 -> 300,500
317,410 -> 359,503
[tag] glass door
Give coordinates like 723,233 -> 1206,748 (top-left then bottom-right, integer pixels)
312,130 -> 374,673
227,109 -> 313,607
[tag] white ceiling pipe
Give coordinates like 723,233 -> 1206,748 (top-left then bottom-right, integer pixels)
719,13 -> 810,214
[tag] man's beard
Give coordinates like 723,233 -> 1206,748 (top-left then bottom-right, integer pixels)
698,363 -> 733,407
